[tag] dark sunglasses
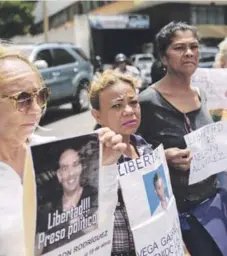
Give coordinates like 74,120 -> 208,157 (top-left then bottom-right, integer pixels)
1,87 -> 50,112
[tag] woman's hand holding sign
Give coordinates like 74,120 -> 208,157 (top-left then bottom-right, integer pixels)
97,127 -> 126,166
165,148 -> 192,172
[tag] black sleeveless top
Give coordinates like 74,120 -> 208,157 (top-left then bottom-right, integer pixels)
138,86 -> 217,213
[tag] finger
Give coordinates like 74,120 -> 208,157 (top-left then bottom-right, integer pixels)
100,131 -> 116,144
186,151 -> 193,161
172,155 -> 192,165
181,152 -> 193,164
174,149 -> 191,158
108,134 -> 123,147
96,127 -> 111,137
174,163 -> 190,172
165,147 -> 180,154
112,142 -> 127,154
178,164 -> 190,172
165,148 -> 181,159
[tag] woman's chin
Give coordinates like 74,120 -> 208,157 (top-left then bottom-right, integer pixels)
121,127 -> 138,136
19,126 -> 36,142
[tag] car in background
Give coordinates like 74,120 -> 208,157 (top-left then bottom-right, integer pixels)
199,46 -> 219,68
130,53 -> 154,71
130,53 -> 154,87
7,43 -> 93,113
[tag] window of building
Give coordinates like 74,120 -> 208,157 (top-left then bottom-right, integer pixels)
78,1 -> 83,14
90,1 -> 99,10
50,10 -> 68,28
97,1 -> 111,7
190,5 -> 225,25
82,1 -> 90,13
52,48 -> 76,66
68,5 -> 74,20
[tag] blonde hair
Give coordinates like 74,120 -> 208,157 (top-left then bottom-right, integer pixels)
89,70 -> 138,110
213,38 -> 227,68
0,45 -> 43,87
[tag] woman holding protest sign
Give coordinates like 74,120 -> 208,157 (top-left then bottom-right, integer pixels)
0,46 -> 126,256
89,70 -> 152,256
139,21 -> 227,255
89,70 -> 190,256
0,45 -> 51,256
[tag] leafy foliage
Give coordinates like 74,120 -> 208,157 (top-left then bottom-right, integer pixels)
0,1 -> 36,38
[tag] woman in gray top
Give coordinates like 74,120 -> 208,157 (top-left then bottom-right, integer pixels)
139,21 -> 227,256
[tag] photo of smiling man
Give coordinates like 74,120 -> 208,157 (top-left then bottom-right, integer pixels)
57,148 -> 94,213
33,134 -> 99,255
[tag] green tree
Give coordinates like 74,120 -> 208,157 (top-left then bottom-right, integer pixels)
0,1 -> 36,38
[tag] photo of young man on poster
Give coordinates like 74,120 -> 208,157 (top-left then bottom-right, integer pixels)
143,165 -> 170,217
153,173 -> 170,214
56,148 -> 96,214
33,134 -> 99,255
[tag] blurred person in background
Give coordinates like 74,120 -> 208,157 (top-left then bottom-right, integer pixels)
213,37 -> 227,193
213,38 -> 227,68
0,45 -> 127,256
94,55 -> 104,74
212,38 -> 227,121
114,53 -> 142,92
139,21 -> 227,256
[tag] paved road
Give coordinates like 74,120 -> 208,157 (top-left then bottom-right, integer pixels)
37,104 -> 96,138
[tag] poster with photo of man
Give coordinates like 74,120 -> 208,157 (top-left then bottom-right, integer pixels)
31,133 -> 100,255
118,144 -> 184,256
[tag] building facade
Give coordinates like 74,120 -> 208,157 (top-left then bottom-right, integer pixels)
12,1 -> 227,63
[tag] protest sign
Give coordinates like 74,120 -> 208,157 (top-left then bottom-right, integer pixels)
184,121 -> 227,185
192,68 -> 227,110
133,199 -> 183,256
118,144 -> 184,256
26,133 -> 118,256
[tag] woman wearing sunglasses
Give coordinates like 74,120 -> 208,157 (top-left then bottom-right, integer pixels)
0,47 -> 126,255
0,46 -> 50,255
139,22 -> 227,255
